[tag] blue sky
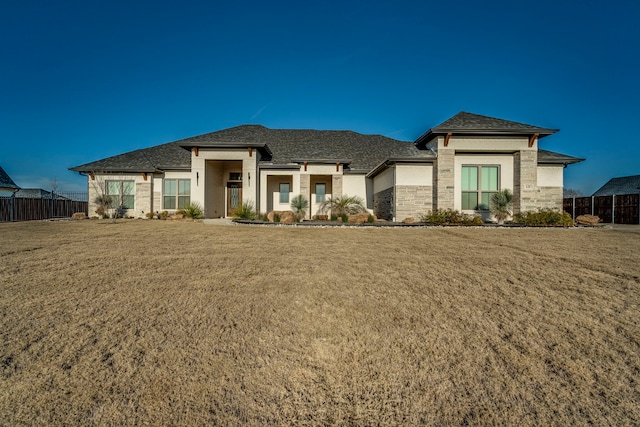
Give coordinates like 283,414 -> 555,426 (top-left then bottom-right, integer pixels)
2,0 -> 639,194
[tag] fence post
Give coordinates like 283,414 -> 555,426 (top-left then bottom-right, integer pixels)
10,192 -> 15,222
591,196 -> 594,216
612,194 -> 615,224
572,197 -> 576,220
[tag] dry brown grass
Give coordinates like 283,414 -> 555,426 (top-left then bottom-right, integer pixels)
1,220 -> 639,425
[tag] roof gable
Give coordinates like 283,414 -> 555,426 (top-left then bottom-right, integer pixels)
0,166 -> 19,189
416,112 -> 558,146
592,174 -> 640,196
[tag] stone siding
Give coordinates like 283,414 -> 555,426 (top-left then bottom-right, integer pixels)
435,148 -> 455,210
536,186 -> 563,210
136,182 -> 152,217
395,185 -> 433,221
373,187 -> 393,221
513,150 -> 538,213
332,175 -> 343,198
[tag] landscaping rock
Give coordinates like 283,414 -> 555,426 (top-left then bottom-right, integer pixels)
348,213 -> 375,224
402,217 -> 414,224
267,210 -> 295,223
72,212 -> 87,220
576,214 -> 600,226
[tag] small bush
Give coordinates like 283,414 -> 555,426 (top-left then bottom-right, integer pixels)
330,214 -> 338,221
145,212 -> 155,219
273,213 -> 281,223
178,202 -> 204,219
419,209 -> 482,225
513,209 -> 574,226
231,201 -> 258,220
340,213 -> 349,223
159,211 -> 169,220
367,214 -> 375,224
258,213 -> 270,222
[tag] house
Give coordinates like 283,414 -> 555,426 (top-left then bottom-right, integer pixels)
0,166 -> 20,197
592,174 -> 640,197
69,112 -> 583,221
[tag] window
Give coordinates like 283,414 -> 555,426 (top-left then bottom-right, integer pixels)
106,180 -> 134,209
164,179 -> 191,209
279,183 -> 290,203
229,172 -> 242,181
315,183 -> 326,203
461,166 -> 498,210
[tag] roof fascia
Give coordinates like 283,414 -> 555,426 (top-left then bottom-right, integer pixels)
179,142 -> 273,157
366,157 -> 435,178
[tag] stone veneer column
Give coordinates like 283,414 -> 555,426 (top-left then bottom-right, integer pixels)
299,174 -> 310,218
136,182 -> 152,218
332,175 -> 343,198
514,150 -> 538,213
435,148 -> 455,210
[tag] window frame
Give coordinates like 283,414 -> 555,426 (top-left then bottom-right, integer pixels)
315,183 -> 326,203
106,180 -> 135,209
163,178 -> 191,210
461,165 -> 500,211
279,182 -> 290,204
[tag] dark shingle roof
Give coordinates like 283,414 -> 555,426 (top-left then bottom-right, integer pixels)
416,112 -> 558,146
69,120 -> 580,175
178,125 -> 432,171
537,149 -> 584,165
0,166 -> 20,189
592,175 -> 640,196
71,125 -> 432,173
69,142 -> 191,173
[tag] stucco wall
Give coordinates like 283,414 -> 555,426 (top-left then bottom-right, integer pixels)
454,154 -> 514,212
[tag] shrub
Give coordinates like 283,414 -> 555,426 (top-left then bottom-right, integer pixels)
273,213 -> 281,223
159,211 -> 169,220
513,209 -> 574,226
419,209 -> 483,225
231,201 -> 258,220
290,195 -> 309,221
367,214 -> 375,224
320,195 -> 366,216
178,202 -> 204,219
490,189 -> 513,224
145,212 -> 155,219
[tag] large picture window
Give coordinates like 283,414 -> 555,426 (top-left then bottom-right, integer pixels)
461,166 -> 499,210
279,183 -> 290,203
164,179 -> 191,209
106,180 -> 135,209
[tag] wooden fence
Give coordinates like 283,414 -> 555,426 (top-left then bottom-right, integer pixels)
563,194 -> 640,224
0,193 -> 88,222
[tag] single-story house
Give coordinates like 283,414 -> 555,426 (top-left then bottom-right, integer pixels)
592,174 -> 640,197
0,166 -> 20,197
69,112 -> 584,221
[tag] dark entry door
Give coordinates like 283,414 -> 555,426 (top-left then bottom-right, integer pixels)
227,183 -> 242,216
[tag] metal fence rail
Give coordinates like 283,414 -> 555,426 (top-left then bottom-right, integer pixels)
564,193 -> 640,224
0,192 -> 89,222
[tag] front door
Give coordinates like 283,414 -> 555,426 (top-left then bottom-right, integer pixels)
227,182 -> 242,216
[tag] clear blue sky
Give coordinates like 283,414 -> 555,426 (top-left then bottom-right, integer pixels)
2,0 -> 639,195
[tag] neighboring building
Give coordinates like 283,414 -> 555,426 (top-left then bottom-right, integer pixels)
69,112 -> 583,221
592,174 -> 640,197
0,166 -> 20,196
